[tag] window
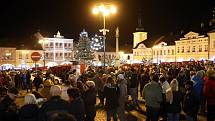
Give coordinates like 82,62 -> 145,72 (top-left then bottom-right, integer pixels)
68,43 -> 71,47
64,43 -> 67,47
199,45 -> 202,52
59,43 -> 62,47
154,51 -> 155,55
172,50 -> 174,55
182,46 -> 184,53
55,43 -> 58,47
192,46 -> 195,52
205,45 -> 208,52
160,50 -> 162,55
213,41 -> 215,48
157,50 -> 159,55
19,53 -> 22,59
98,55 -> 101,61
65,53 -> 67,56
46,53 -> 49,58
187,46 -> 190,53
50,42 -> 53,47
168,50 -> 170,55
60,53 -> 63,57
177,47 -> 180,53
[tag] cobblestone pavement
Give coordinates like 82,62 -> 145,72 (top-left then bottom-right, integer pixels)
16,88 -> 206,121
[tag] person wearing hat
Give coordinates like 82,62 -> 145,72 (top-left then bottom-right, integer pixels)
0,87 -> 19,121
183,80 -> 199,121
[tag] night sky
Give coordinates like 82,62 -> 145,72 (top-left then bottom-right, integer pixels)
0,0 -> 215,52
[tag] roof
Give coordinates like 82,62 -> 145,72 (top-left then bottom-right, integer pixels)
134,33 -> 179,49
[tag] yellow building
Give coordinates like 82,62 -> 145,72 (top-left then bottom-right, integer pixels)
15,50 -> 43,69
0,47 -> 16,70
133,30 -> 215,63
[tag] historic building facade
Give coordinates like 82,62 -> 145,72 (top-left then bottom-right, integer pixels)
133,30 -> 215,63
42,31 -> 74,66
0,47 -> 16,70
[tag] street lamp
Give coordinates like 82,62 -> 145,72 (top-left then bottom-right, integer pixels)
92,3 -> 117,66
39,39 -> 48,70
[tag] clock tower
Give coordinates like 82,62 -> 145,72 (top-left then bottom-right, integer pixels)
133,17 -> 147,48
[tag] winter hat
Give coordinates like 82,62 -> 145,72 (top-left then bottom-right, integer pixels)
117,74 -> 124,80
86,81 -> 95,88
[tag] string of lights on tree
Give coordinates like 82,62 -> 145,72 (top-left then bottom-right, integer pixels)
90,34 -> 104,51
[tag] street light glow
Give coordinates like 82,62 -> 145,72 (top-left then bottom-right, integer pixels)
92,3 -> 117,16
110,6 -> 116,14
92,8 -> 99,14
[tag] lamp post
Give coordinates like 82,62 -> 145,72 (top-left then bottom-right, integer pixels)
39,39 -> 47,70
92,3 -> 116,67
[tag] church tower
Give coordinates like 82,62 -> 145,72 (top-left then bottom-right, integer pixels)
133,12 -> 147,48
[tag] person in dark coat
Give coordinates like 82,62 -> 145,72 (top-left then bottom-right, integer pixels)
39,85 -> 69,121
103,77 -> 120,121
14,71 -> 21,89
0,87 -> 19,121
19,94 -> 39,121
83,81 -> 97,121
33,74 -> 43,91
26,71 -> 32,92
67,87 -> 85,121
183,81 -> 199,121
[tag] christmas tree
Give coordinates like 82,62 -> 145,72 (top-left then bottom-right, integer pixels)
74,29 -> 94,64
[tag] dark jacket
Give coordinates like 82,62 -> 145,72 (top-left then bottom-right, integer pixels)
166,91 -> 183,113
183,89 -> 199,117
83,88 -> 97,116
69,97 -> 85,121
33,76 -> 43,87
19,104 -> 39,121
103,83 -> 120,109
130,73 -> 139,88
0,95 -> 19,121
39,96 -> 69,121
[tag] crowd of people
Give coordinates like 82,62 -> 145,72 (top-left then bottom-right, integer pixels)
0,61 -> 214,121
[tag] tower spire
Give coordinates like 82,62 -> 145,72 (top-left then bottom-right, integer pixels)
136,9 -> 144,32
209,7 -> 215,28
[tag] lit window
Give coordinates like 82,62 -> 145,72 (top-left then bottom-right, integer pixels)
213,41 -> 215,48
182,46 -> 184,53
192,46 -> 195,52
199,45 -> 202,52
187,46 -> 190,53
205,45 -> 208,52
177,47 -> 180,53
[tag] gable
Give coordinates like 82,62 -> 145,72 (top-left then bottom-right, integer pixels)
137,43 -> 147,49
184,31 -> 199,38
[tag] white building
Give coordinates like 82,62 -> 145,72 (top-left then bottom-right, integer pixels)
42,31 -> 74,66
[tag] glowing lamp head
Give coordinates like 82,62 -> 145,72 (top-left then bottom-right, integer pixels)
103,9 -> 110,16
98,5 -> 105,12
92,7 -> 99,14
110,6 -> 116,14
